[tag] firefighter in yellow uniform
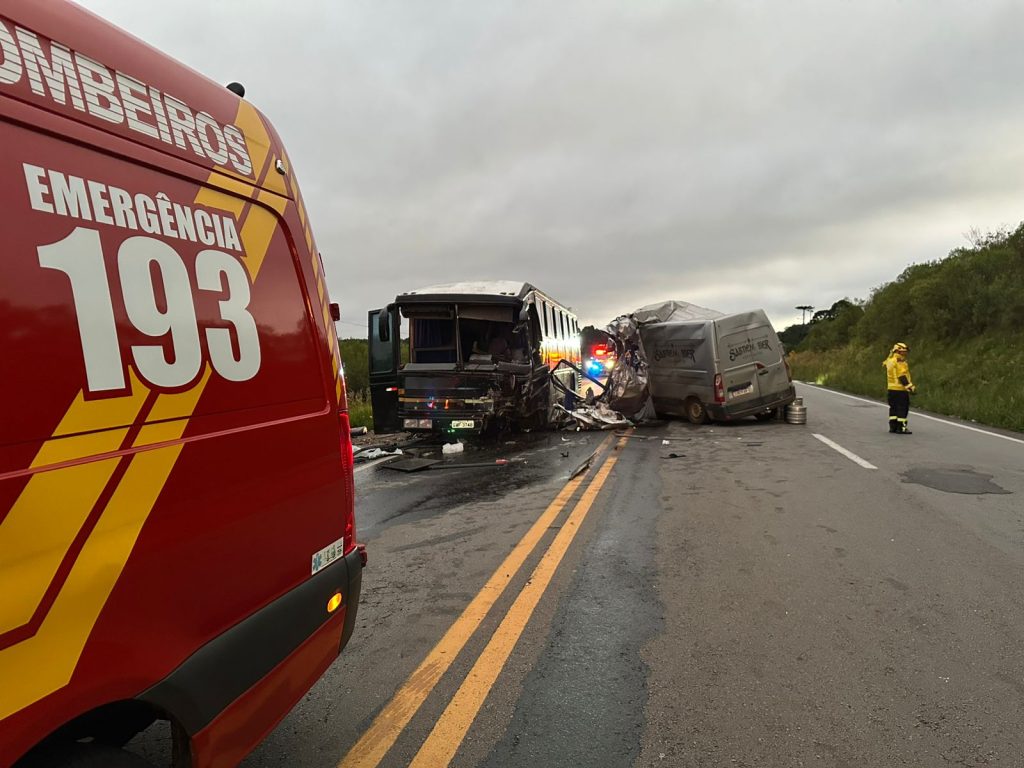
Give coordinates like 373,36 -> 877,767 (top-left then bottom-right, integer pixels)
883,342 -> 916,434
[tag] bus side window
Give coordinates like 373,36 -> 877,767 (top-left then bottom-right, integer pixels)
529,306 -> 543,365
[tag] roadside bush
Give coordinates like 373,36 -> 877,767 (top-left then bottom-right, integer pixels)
340,338 -> 369,395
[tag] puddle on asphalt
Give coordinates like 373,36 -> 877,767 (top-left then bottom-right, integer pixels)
901,466 -> 1011,495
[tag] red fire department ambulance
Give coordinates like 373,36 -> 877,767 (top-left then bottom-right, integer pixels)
0,2 -> 361,765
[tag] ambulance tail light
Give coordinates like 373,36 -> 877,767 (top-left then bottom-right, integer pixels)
338,411 -> 358,554
714,373 -> 725,403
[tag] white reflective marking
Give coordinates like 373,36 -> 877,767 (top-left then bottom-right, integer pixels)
799,383 -> 1024,446
812,433 -> 877,470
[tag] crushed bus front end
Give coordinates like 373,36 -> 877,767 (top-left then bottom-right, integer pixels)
397,367 -> 534,434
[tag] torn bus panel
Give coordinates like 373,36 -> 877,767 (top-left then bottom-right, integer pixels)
369,281 -> 582,434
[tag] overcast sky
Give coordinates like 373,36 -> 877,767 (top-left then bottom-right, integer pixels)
76,0 -> 1024,334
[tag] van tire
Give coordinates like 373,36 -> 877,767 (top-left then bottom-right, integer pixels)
684,398 -> 709,425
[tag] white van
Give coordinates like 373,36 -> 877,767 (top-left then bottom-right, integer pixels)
640,309 -> 796,423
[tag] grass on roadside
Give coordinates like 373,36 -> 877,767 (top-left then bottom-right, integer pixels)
346,390 -> 373,430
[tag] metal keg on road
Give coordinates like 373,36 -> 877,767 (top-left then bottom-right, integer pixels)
786,397 -> 807,425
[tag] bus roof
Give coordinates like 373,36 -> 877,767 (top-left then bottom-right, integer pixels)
399,281 -> 536,302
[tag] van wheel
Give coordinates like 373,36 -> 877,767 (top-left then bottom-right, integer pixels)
22,744 -> 156,768
684,398 -> 709,425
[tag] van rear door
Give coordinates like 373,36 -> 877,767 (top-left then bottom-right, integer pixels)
714,311 -> 783,407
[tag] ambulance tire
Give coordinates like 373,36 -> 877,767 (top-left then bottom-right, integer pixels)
684,397 -> 709,425
38,744 -> 156,768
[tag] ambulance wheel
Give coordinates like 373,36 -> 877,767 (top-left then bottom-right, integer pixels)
684,397 -> 709,425
31,744 -> 157,768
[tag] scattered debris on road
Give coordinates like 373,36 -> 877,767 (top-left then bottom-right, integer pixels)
354,446 -> 403,461
382,457 -> 515,473
382,457 -> 438,472
556,402 -> 633,431
569,451 -> 597,480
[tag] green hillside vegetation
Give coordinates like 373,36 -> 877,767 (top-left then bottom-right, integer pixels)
339,338 -> 370,395
786,224 -> 1024,432
338,338 -> 371,429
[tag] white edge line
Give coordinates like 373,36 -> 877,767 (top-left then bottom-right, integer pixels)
799,382 -> 1024,446
812,433 -> 877,470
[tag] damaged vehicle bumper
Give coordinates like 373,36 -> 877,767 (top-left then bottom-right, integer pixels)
398,374 -> 510,434
705,384 -> 796,421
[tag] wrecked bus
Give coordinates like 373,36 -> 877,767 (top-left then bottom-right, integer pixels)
368,281 -> 581,434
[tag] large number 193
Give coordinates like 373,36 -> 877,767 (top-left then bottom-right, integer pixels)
39,227 -> 261,393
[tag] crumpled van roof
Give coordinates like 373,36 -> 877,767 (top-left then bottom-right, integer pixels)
632,300 -> 724,324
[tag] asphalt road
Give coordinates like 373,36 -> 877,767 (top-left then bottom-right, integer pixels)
136,383 -> 1024,767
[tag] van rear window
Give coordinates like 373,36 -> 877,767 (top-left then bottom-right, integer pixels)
720,329 -> 779,365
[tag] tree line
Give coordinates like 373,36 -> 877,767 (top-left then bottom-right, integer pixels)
781,222 -> 1024,352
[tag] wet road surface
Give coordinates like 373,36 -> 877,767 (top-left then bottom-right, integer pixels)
131,383 -> 1024,767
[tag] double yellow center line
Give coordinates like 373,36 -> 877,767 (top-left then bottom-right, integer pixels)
339,433 -> 628,768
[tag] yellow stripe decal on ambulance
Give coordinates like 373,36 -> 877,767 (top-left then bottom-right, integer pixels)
0,459 -> 121,643
239,204 -> 279,281
233,102 -> 272,194
193,174 -> 250,216
0,373 -> 149,637
257,188 -> 289,216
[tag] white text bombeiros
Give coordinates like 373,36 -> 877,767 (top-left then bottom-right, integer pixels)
24,163 -> 243,253
0,20 -> 253,176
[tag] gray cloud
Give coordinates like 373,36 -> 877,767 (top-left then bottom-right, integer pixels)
76,0 -> 1024,331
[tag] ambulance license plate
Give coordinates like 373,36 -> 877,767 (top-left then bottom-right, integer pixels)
451,420 -> 476,429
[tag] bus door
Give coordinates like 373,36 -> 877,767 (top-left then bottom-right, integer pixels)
368,305 -> 401,433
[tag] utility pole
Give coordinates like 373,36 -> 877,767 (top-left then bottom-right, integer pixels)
795,305 -> 814,325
